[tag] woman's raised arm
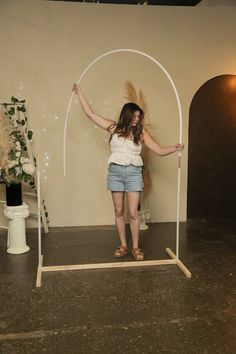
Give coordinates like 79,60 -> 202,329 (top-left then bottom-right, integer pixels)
142,129 -> 184,156
72,84 -> 115,131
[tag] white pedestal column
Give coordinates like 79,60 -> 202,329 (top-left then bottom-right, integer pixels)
138,209 -> 150,230
4,203 -> 30,254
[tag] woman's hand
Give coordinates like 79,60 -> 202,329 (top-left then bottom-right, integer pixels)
72,83 -> 80,95
175,143 -> 184,152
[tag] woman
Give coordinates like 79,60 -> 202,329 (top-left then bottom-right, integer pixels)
72,84 -> 184,261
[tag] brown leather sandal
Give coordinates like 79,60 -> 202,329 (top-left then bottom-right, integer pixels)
132,248 -> 144,261
114,245 -> 129,258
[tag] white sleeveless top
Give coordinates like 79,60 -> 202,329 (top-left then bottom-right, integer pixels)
108,133 -> 143,166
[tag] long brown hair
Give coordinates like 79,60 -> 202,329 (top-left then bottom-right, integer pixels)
111,102 -> 144,145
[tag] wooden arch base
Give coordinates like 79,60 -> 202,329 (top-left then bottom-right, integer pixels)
36,247 -> 191,288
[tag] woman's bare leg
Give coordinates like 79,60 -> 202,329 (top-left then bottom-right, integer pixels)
111,192 -> 127,246
126,192 -> 141,249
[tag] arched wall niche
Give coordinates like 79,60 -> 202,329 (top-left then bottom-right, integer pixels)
187,74 -> 236,219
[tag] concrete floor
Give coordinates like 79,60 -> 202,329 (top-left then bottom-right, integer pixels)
0,220 -> 235,354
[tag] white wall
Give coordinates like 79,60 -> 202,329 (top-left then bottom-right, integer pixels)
0,1 -> 236,227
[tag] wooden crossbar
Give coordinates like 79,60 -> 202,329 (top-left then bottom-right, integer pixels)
42,259 -> 176,272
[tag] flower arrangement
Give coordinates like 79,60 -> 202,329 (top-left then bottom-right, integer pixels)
0,96 -> 35,187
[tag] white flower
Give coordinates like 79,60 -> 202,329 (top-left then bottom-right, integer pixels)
20,157 -> 30,164
22,163 -> 35,175
15,141 -> 21,151
15,151 -> 21,158
8,160 -> 18,168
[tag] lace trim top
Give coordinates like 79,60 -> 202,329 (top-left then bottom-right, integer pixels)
108,133 -> 143,166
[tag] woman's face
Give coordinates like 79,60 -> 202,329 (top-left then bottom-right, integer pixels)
132,111 -> 140,127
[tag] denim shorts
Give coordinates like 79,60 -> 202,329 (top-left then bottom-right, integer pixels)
107,163 -> 143,192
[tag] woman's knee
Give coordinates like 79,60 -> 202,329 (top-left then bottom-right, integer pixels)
115,208 -> 124,218
129,211 -> 138,221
